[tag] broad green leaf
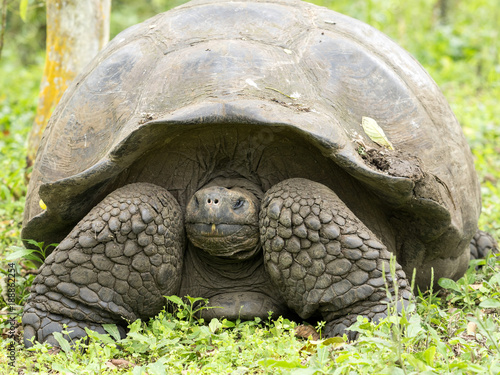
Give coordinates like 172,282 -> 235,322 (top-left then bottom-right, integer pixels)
24,239 -> 44,248
19,0 -> 29,22
383,367 -> 406,375
147,359 -> 167,375
52,363 -> 75,373
5,248 -> 43,263
321,336 -> 345,347
52,332 -> 72,354
406,315 -> 423,338
336,353 -> 351,363
423,346 -> 436,367
464,363 -> 487,372
127,319 -> 143,334
312,345 -> 331,366
209,318 -> 222,333
222,319 -> 235,328
404,354 -> 428,372
361,116 -> 395,150
258,358 -> 305,369
103,324 -> 122,341
468,258 -> 485,268
6,245 -> 24,254
20,253 -> 44,263
438,277 -> 460,292
479,298 -> 500,308
165,295 -> 184,306
84,327 -> 114,345
360,336 -> 393,348
490,272 -> 500,285
290,369 -> 319,375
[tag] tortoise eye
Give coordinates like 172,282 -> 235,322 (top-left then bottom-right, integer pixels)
233,199 -> 244,209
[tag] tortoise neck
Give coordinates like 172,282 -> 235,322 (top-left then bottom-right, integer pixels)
186,242 -> 264,280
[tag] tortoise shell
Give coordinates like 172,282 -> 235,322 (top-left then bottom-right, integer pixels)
23,0 -> 480,288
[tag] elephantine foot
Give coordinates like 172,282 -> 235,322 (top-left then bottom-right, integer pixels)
22,307 -> 127,347
260,178 -> 412,339
470,230 -> 498,260
22,183 -> 184,347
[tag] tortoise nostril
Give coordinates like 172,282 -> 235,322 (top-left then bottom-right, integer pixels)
207,198 -> 219,205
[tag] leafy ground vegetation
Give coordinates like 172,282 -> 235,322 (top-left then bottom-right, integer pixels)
0,0 -> 499,374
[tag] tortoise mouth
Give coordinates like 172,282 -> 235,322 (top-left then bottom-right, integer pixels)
186,222 -> 260,258
186,223 -> 253,237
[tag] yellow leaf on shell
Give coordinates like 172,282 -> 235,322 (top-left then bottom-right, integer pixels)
39,199 -> 47,210
361,116 -> 395,150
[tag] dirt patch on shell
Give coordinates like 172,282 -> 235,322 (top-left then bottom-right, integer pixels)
270,98 -> 311,112
361,148 -> 424,181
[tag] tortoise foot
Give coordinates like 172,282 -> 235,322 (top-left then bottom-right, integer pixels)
22,183 -> 184,347
260,178 -> 412,339
470,230 -> 498,260
23,304 -> 126,348
323,291 -> 411,340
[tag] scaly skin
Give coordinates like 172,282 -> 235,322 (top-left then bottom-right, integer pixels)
469,230 -> 498,260
22,183 -> 184,347
260,178 -> 412,339
185,185 -> 260,258
23,178 -> 421,346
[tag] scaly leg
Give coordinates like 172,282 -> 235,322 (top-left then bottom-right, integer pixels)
470,230 -> 498,260
260,178 -> 412,339
23,183 -> 184,347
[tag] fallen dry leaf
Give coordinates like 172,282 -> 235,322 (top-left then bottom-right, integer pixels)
48,347 -> 61,355
295,324 -> 320,340
467,321 -> 477,335
106,358 -> 136,369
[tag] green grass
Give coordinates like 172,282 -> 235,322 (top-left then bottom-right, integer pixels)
1,258 -> 499,374
1,0 -> 499,374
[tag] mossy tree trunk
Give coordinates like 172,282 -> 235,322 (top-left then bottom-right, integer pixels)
26,0 -> 111,170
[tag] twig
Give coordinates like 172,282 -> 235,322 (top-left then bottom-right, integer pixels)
265,86 -> 293,99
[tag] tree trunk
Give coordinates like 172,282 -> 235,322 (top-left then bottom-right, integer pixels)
0,0 -> 8,60
438,0 -> 448,24
26,0 -> 111,169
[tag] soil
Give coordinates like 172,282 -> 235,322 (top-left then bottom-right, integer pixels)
361,148 -> 424,181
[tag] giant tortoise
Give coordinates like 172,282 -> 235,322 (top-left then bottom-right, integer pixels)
21,0 -> 494,346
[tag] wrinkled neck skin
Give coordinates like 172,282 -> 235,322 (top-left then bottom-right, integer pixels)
179,241 -> 289,320
180,177 -> 291,318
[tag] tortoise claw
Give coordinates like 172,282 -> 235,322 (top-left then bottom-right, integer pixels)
470,230 -> 498,260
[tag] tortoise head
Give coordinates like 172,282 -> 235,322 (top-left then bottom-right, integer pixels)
185,179 -> 262,259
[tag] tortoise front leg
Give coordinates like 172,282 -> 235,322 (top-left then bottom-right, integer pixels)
470,230 -> 498,260
260,178 -> 412,340
22,183 -> 184,347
